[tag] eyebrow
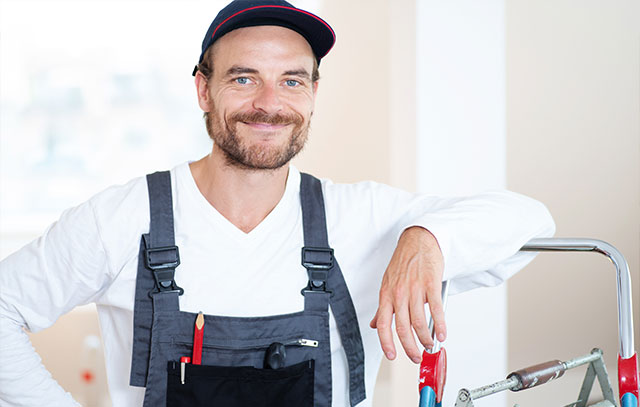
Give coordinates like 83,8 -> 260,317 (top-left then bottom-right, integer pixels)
224,65 -> 311,80
225,66 -> 259,77
283,69 -> 311,80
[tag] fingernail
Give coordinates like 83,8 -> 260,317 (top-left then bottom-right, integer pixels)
412,356 -> 421,364
438,333 -> 446,342
386,352 -> 395,360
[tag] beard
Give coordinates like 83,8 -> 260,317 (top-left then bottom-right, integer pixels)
205,104 -> 310,170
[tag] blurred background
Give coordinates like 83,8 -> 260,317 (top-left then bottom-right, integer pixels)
0,0 -> 638,406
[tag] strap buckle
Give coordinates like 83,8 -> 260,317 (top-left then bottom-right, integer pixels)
301,247 -> 333,293
145,246 -> 181,270
302,246 -> 333,269
144,245 -> 184,297
148,275 -> 184,297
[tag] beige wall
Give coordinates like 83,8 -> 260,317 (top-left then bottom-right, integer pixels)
294,1 -> 419,405
29,306 -> 110,406
293,1 -> 393,185
506,0 -> 640,404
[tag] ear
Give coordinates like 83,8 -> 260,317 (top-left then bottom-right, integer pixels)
195,71 -> 212,112
312,80 -> 319,96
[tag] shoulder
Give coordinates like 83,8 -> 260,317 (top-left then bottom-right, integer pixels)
87,164 -> 185,220
88,173 -> 149,224
315,175 -> 415,214
83,166 -> 185,271
90,174 -> 149,204
300,172 -> 416,235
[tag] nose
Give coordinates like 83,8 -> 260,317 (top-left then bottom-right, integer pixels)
252,84 -> 283,114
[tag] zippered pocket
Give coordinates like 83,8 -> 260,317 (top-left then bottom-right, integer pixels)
169,335 -> 321,371
172,337 -> 318,350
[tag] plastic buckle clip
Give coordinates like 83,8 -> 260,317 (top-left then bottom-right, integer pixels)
302,247 -> 333,269
148,270 -> 184,297
145,246 -> 181,270
144,246 -> 184,297
301,247 -> 334,293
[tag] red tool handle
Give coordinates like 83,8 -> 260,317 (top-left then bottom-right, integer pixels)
619,352 -> 639,405
419,348 -> 447,403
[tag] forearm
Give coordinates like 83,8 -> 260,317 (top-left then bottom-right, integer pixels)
401,190 -> 555,292
0,315 -> 80,406
0,200 -> 115,406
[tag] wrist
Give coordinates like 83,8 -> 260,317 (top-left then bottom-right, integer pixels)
400,226 -> 443,259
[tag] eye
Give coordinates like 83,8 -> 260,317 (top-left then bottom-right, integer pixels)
285,79 -> 300,87
235,77 -> 251,85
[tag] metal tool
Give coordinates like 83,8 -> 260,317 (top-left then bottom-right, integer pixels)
450,238 -> 639,407
454,348 -> 616,407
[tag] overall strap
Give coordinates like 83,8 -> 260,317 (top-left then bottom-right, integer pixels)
130,171 -> 182,387
299,173 -> 366,407
145,171 -> 183,300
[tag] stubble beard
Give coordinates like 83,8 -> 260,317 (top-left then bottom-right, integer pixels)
205,104 -> 310,170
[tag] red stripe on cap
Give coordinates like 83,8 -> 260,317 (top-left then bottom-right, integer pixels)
210,5 -> 335,57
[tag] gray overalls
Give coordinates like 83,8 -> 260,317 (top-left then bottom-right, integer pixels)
128,171 -> 366,406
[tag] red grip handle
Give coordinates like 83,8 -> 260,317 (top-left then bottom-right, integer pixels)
419,348 -> 447,403
619,353 -> 639,403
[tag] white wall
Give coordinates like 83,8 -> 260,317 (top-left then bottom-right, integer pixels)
417,1 -> 508,405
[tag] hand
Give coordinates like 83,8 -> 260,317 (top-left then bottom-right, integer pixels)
369,226 -> 446,364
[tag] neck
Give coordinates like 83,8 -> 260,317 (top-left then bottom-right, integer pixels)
189,149 -> 289,234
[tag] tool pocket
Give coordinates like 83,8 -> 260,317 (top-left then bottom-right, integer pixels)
166,359 -> 315,407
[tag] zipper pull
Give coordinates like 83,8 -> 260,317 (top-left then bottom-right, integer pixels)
296,339 -> 319,347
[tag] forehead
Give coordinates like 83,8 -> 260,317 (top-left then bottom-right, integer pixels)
210,25 -> 315,71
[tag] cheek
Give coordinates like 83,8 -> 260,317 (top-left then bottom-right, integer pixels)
285,92 -> 315,116
213,86 -> 254,109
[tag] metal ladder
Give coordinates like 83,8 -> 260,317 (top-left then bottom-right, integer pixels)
418,238 -> 639,407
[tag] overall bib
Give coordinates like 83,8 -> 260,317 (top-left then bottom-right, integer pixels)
128,171 -> 367,406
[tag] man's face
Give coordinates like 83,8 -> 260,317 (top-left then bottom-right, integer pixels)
198,25 -> 318,170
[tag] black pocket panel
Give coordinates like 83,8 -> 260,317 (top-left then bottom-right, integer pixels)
166,360 -> 315,407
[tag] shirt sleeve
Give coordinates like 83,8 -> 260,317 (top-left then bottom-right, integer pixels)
0,200 -> 114,406
397,190 -> 555,294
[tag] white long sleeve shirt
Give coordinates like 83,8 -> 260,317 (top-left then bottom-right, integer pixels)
0,163 -> 555,406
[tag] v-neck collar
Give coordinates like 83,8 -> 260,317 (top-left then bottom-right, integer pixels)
176,162 -> 301,244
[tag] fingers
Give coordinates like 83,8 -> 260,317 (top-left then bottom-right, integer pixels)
373,301 -> 396,361
374,287 -> 446,364
395,300 -> 421,363
409,289 -> 433,350
373,226 -> 446,363
375,291 -> 433,364
426,282 -> 447,343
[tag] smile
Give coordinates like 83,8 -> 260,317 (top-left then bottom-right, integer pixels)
241,122 -> 290,131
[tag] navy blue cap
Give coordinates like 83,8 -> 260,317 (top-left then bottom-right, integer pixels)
193,0 -> 335,76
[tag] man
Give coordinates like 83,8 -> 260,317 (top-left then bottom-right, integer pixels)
0,1 -> 554,406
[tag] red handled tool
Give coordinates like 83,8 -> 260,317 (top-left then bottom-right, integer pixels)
419,347 -> 447,407
418,280 -> 449,407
